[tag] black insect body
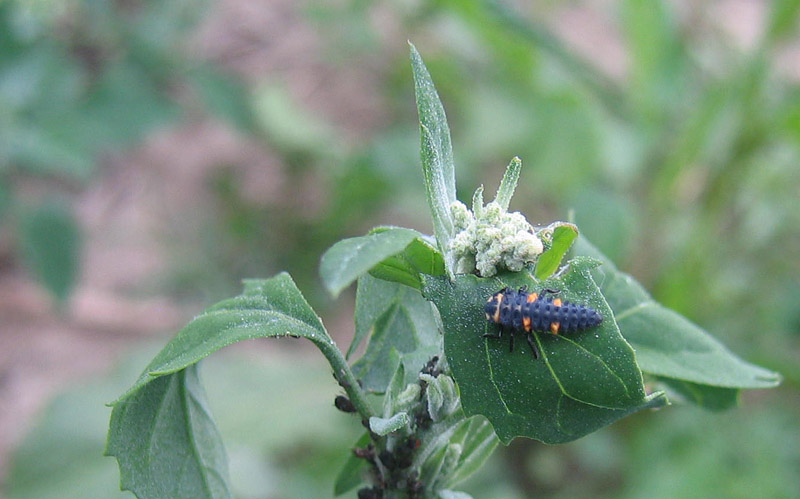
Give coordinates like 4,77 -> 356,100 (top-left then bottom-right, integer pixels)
334,395 -> 357,413
484,287 -> 603,359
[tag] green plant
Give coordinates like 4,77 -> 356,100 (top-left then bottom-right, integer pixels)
105,44 -> 780,499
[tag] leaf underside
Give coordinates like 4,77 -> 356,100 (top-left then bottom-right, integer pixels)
107,273 -> 331,498
105,364 -> 231,499
320,227 -> 422,297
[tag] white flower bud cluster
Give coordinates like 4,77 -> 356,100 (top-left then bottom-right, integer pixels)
448,200 -> 543,277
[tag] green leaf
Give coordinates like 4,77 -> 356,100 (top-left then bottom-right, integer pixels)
320,227 -> 422,297
369,412 -> 410,436
493,156 -> 521,210
444,416 -> 498,488
351,307 -> 411,392
423,258 -> 667,444
535,223 -> 579,280
107,274 -> 351,497
383,357 -> 407,417
574,237 -> 781,389
105,364 -> 232,499
653,376 -> 739,412
333,433 -> 371,496
409,43 -> 457,256
368,229 -> 446,290
19,202 -> 80,302
112,272 -> 330,403
351,275 -> 441,391
471,185 -> 484,218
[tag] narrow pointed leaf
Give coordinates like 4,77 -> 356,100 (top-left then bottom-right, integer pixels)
423,258 -> 666,444
410,43 -> 456,255
535,223 -> 579,280
493,157 -> 522,210
472,185 -> 484,218
105,364 -> 231,499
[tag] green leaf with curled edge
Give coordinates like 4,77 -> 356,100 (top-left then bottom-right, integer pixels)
107,272 -> 345,497
535,223 -> 579,280
320,227 -> 422,297
369,413 -> 410,436
368,228 -> 446,291
110,272 -> 330,405
573,237 -> 781,390
423,257 -> 667,444
105,364 -> 231,499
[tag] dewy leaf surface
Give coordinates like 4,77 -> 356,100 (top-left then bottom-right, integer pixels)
574,237 -> 781,388
105,364 -> 231,499
113,272 -> 331,404
423,258 -> 666,444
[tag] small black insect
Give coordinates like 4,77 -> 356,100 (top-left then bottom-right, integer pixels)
334,395 -> 357,413
484,286 -> 603,359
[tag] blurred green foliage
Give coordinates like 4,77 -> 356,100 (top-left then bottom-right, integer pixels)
3,0 -> 800,497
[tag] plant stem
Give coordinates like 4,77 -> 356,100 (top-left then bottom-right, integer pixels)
316,337 -> 375,421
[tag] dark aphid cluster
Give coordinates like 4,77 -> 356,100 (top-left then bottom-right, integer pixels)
484,286 -> 603,359
345,356 -> 440,499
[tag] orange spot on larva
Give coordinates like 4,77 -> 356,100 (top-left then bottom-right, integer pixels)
492,293 -> 503,323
